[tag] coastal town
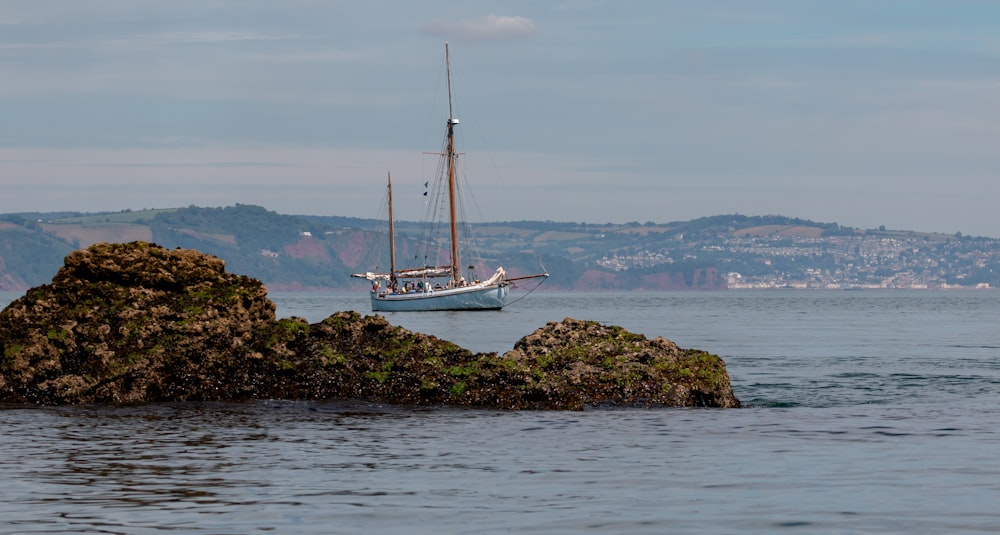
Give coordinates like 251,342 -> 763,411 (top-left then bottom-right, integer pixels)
593,224 -> 998,289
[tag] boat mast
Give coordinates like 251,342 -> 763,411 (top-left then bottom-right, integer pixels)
387,171 -> 396,280
445,42 -> 460,284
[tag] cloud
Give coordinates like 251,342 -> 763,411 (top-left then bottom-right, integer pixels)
421,14 -> 537,43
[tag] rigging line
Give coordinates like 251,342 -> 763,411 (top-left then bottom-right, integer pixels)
416,48 -> 454,256
445,80 -> 498,272
505,276 -> 549,307
456,179 -> 487,275
442,47 -> 499,230
438,45 -> 480,262
451,121 -> 488,223
418,140 -> 444,237
453,152 -> 489,269
506,255 -> 549,305
441,47 -> 488,274
368,180 -> 393,274
416,139 -> 453,270
461,90 -> 507,208
421,51 -> 450,183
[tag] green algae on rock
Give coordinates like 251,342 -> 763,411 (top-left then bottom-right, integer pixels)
0,241 -> 740,408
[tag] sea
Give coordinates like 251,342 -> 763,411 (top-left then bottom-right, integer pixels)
1,289 -> 998,534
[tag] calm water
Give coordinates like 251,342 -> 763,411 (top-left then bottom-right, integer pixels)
2,290 -> 999,533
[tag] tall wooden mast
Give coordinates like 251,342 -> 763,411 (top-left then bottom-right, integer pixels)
445,42 -> 460,284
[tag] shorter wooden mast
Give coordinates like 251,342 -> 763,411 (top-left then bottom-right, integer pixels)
387,172 -> 396,280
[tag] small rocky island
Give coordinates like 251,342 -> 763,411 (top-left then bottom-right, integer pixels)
0,242 -> 740,409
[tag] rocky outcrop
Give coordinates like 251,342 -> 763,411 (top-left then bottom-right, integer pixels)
0,241 -> 740,408
0,242 -> 274,403
498,318 -> 740,408
253,313 -> 741,409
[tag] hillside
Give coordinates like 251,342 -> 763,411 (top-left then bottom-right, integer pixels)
2,207 -> 999,292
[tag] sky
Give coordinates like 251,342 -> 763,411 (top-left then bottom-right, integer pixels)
2,1 -> 999,237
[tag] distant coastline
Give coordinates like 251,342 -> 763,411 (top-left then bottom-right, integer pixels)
2,207 -> 998,292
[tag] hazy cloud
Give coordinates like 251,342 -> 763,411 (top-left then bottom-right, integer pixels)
421,14 -> 537,43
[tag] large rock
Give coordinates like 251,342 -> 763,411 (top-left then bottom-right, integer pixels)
0,242 -> 741,408
0,242 -> 274,403
497,318 -> 740,408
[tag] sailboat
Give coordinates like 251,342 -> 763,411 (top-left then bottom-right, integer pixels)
352,44 -> 548,311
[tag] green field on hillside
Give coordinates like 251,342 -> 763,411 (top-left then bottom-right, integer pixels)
47,209 -> 179,225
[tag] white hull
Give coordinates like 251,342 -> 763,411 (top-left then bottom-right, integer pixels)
371,283 -> 509,311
